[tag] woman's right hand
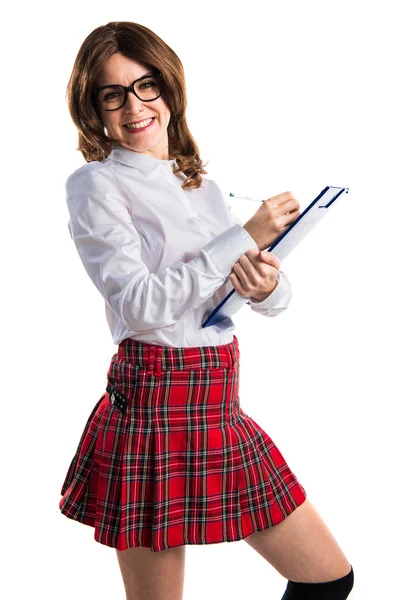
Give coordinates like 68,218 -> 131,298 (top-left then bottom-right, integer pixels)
243,191 -> 301,251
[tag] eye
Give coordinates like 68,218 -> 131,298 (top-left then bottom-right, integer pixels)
104,91 -> 122,100
138,80 -> 156,90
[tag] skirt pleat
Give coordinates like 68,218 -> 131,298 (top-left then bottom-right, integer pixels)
59,335 -> 307,552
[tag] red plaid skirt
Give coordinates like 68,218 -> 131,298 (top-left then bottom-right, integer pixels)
59,334 -> 306,552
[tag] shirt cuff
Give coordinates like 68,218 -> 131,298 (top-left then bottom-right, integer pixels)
245,270 -> 291,313
203,224 -> 259,276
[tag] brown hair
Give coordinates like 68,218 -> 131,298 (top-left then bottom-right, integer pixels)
66,21 -> 208,190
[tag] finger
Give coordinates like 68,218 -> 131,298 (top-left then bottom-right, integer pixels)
233,256 -> 260,286
283,197 -> 300,213
229,272 -> 245,296
260,252 -> 279,268
268,191 -> 294,207
232,260 -> 249,285
237,254 -> 260,277
257,250 -> 280,270
243,251 -> 280,280
244,248 -> 261,261
244,250 -> 273,273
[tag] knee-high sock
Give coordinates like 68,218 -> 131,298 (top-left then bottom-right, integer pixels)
280,564 -> 354,599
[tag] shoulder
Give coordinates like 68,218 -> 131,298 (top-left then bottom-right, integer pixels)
65,158 -> 115,195
199,176 -> 228,209
198,175 -> 223,196
65,159 -> 129,216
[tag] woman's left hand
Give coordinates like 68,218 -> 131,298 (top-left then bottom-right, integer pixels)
228,248 -> 280,302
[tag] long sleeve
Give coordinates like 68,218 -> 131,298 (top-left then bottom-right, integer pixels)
224,193 -> 293,317
66,167 -> 259,334
244,270 -> 293,317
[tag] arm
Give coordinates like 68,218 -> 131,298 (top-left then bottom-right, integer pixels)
244,270 -> 293,317
66,167 -> 260,333
222,188 -> 293,317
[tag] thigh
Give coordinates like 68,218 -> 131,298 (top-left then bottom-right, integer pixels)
244,498 -> 352,583
115,544 -> 186,600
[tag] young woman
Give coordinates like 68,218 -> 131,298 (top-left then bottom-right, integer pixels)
59,20 -> 354,600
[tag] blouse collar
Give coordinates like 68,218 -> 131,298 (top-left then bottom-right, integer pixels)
109,145 -> 177,174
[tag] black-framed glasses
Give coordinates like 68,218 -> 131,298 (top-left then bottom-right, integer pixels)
91,71 -> 163,111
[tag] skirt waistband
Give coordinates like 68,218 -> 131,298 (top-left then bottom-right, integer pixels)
116,334 -> 239,373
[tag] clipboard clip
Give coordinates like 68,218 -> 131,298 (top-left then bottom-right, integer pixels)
318,186 -> 349,209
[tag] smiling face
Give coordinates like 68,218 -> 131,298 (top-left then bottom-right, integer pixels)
94,52 -> 171,160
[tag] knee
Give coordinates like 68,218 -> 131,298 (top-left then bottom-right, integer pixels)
281,564 -> 354,599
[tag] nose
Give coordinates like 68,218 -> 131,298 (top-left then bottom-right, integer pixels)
124,89 -> 145,114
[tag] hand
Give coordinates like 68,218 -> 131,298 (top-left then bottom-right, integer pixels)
229,248 -> 281,302
243,191 -> 301,251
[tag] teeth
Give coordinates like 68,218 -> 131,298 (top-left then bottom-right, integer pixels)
125,118 -> 153,129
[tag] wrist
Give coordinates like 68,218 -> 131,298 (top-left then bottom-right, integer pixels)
242,222 -> 263,250
250,279 -> 279,302
249,292 -> 270,303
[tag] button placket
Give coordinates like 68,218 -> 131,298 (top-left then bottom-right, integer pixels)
159,166 -> 199,218
165,173 -> 180,188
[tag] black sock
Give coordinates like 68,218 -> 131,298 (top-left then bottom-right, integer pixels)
281,564 -> 354,599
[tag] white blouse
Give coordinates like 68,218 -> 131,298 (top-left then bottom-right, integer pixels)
66,145 -> 292,347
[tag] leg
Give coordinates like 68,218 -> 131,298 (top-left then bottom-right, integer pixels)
244,498 -> 352,583
115,544 -> 186,600
281,566 -> 354,599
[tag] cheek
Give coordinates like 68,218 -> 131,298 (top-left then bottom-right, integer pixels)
162,110 -> 171,128
157,100 -> 171,126
103,115 -> 118,130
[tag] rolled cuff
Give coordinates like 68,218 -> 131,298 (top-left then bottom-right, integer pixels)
245,270 -> 292,315
204,224 -> 259,276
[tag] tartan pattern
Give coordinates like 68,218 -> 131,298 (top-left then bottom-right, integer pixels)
59,335 -> 307,552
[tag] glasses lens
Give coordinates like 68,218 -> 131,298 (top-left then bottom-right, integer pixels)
134,74 -> 162,101
97,86 -> 125,110
97,74 -> 162,110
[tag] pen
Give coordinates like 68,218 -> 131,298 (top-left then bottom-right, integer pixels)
230,192 -> 294,215
229,193 -> 265,203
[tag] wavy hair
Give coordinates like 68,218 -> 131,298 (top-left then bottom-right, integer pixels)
66,21 -> 208,190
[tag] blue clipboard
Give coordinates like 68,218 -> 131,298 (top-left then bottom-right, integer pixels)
201,185 -> 349,328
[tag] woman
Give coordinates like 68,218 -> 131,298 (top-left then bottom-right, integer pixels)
59,21 -> 354,600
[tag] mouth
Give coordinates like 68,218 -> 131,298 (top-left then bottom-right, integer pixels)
123,117 -> 155,133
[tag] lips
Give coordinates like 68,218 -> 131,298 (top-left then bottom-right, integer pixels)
123,117 -> 156,134
123,117 -> 154,128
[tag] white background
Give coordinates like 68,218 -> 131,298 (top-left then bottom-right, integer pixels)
2,1 -> 399,598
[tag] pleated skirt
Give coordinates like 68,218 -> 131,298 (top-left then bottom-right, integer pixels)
59,334 -> 307,552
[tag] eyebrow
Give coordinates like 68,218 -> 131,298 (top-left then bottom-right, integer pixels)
102,71 -> 155,87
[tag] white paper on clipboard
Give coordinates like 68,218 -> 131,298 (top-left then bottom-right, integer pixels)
201,185 -> 349,328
